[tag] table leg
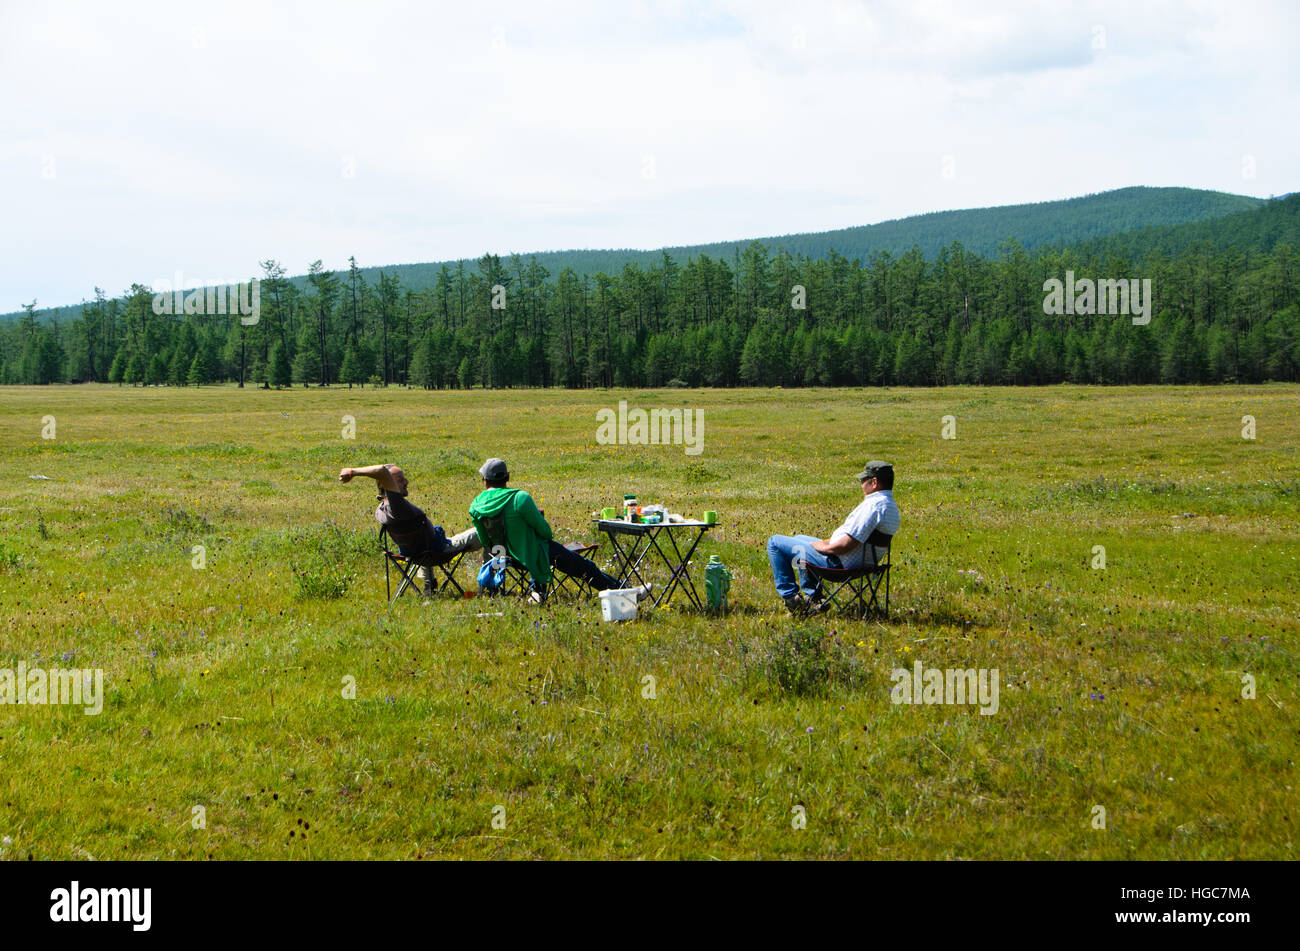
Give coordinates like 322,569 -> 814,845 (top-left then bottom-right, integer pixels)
659,526 -> 708,608
604,529 -> 654,591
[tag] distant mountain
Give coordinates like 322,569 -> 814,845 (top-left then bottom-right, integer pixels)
3,186 -> 1269,323
344,186 -> 1265,292
1073,191 -> 1300,259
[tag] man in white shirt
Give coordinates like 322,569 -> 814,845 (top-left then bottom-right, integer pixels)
766,461 -> 900,616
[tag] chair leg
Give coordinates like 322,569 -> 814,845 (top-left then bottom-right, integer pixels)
806,565 -> 891,618
844,577 -> 866,618
434,553 -> 465,597
818,576 -> 854,616
861,577 -> 875,616
863,569 -> 889,617
439,568 -> 464,597
392,563 -> 418,604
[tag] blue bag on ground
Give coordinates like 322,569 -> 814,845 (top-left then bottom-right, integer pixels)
477,556 -> 508,592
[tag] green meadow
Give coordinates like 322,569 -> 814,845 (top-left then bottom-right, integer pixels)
0,383 -> 1296,860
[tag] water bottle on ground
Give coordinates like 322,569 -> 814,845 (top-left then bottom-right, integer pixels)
705,554 -> 731,614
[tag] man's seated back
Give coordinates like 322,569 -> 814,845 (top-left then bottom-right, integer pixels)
832,471 -> 900,568
378,486 -> 445,559
468,458 -> 553,586
339,464 -> 445,559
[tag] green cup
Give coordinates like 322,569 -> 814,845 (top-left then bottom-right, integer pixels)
703,510 -> 717,524
601,507 -> 617,520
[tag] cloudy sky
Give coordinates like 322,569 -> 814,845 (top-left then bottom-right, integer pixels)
2,0 -> 1296,310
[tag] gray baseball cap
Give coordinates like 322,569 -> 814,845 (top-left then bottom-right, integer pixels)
854,460 -> 893,482
479,457 -> 509,481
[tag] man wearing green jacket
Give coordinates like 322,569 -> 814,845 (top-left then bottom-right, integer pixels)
469,458 -> 647,602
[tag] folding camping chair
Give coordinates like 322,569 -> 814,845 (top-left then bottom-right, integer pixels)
548,541 -> 603,601
471,514 -> 534,599
803,529 -> 892,618
380,525 -> 466,604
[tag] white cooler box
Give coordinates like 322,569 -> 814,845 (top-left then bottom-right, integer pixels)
598,588 -> 639,622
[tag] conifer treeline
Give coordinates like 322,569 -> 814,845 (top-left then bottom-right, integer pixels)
4,234 -> 1298,388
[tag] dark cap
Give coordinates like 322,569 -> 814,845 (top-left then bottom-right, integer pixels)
479,457 -> 509,481
854,460 -> 893,483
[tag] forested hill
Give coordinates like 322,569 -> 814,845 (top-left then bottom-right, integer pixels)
5,185 -> 1297,390
316,186 -> 1264,294
3,186 -> 1264,325
1076,191 -> 1300,259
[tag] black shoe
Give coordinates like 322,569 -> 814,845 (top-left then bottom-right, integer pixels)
784,595 -> 809,617
806,594 -> 830,614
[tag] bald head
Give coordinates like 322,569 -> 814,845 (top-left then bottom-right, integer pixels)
385,465 -> 409,496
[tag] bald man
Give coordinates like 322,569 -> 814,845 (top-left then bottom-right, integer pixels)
339,463 -> 482,595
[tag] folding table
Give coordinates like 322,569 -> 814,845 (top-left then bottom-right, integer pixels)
593,518 -> 715,609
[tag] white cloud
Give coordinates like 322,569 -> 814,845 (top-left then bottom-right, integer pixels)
0,0 -> 1295,309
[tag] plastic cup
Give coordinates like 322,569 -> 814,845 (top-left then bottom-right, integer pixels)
602,507 -> 616,519
704,510 -> 717,524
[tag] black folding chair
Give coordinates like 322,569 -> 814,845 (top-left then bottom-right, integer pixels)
548,541 -> 603,601
381,526 -> 465,604
471,514 -> 534,599
803,529 -> 892,618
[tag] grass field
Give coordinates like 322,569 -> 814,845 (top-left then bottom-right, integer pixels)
1,383 -> 1296,860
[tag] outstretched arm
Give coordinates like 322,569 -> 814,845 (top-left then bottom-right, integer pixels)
338,464 -> 400,493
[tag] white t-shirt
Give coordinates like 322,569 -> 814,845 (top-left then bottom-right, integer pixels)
829,490 -> 900,569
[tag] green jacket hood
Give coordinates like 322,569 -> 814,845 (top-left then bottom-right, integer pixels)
469,486 -> 519,518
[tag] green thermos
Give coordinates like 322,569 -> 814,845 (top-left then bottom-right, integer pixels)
704,555 -> 731,613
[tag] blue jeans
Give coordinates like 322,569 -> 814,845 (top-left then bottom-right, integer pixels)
766,534 -> 841,600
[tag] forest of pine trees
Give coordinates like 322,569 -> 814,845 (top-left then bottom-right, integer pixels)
4,201 -> 1298,389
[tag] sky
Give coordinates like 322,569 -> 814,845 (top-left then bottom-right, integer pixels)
1,0 -> 1296,311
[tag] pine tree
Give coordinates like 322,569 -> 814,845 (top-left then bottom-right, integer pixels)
738,322 -> 767,385
956,325 -> 984,384
146,353 -> 168,385
125,352 -> 145,385
408,333 -> 435,389
1004,341 -> 1027,384
1124,325 -> 1159,383
1160,318 -> 1202,383
292,329 -> 321,386
168,347 -> 188,385
268,341 -> 292,388
339,343 -> 364,388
